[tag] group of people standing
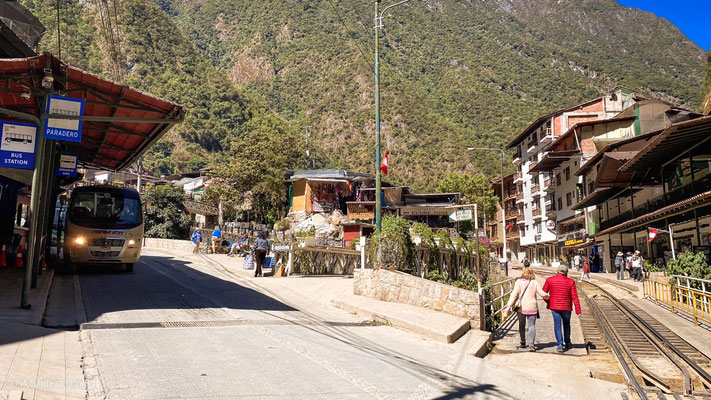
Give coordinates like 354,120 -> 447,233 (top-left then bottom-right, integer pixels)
614,250 -> 645,281
189,226 -> 270,277
504,265 -> 581,353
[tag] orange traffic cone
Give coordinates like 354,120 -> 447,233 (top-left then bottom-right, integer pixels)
42,257 -> 47,271
14,244 -> 23,268
0,244 -> 6,268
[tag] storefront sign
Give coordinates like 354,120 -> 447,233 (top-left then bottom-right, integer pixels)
0,121 -> 37,170
56,153 -> 77,177
44,95 -> 84,142
564,238 -> 584,246
401,206 -> 451,216
448,209 -> 472,222
545,220 -> 556,230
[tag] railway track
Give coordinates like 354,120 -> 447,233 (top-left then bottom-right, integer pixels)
579,281 -> 711,399
529,268 -> 711,399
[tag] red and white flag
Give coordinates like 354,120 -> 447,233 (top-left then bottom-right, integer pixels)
648,228 -> 659,242
381,151 -> 388,176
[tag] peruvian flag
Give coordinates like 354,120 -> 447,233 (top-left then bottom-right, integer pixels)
381,151 -> 389,176
648,228 -> 659,242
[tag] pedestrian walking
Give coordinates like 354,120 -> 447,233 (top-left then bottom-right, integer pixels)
523,257 -> 530,268
632,250 -> 643,281
254,232 -> 269,277
614,252 -> 624,280
210,225 -> 222,254
503,267 -> 550,351
191,229 -> 203,254
573,253 -> 582,271
543,265 -> 582,353
625,251 -> 633,279
579,257 -> 592,283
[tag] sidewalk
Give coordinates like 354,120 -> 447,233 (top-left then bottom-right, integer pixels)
155,249 -> 490,348
0,268 -> 85,400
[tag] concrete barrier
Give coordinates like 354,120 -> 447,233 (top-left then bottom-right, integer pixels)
354,268 -> 481,328
143,238 -> 195,252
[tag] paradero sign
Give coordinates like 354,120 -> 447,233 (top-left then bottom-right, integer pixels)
44,95 -> 84,142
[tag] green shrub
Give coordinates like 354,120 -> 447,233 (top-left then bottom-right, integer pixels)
667,252 -> 711,290
369,216 -> 414,270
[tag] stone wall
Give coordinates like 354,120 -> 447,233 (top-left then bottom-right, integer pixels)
143,238 -> 195,252
354,269 -> 482,328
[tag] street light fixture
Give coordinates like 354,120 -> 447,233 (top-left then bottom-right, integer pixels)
467,147 -> 507,266
374,0 -> 410,232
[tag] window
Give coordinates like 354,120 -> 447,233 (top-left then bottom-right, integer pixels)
556,174 -> 561,186
558,197 -> 563,211
536,223 -> 542,233
565,167 -> 570,181
566,192 -> 572,207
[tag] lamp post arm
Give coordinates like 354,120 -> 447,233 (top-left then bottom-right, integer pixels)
379,0 -> 410,20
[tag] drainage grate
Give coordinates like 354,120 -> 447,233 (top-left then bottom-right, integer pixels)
81,320 -> 374,330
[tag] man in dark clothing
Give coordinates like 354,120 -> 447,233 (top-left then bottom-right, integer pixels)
543,265 -> 582,353
254,232 -> 269,277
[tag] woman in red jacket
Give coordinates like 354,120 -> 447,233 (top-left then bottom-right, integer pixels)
543,265 -> 582,353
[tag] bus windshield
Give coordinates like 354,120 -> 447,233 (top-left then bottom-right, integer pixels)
68,188 -> 142,229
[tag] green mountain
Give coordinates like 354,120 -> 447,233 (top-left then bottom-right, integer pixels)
21,0 -> 708,189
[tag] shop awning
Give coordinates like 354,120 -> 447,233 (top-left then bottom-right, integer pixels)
620,115 -> 711,173
595,190 -> 711,237
0,53 -> 185,171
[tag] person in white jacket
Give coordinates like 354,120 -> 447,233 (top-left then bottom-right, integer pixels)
503,268 -> 551,351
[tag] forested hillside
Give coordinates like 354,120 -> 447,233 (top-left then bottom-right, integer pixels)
21,0 -> 708,190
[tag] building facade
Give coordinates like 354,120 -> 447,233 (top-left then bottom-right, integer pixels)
506,89 -> 633,265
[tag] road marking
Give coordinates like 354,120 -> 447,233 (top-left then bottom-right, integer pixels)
81,320 -> 374,330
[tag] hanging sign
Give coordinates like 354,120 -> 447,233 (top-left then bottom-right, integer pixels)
0,121 -> 37,169
546,220 -> 556,230
44,95 -> 84,142
56,153 -> 77,177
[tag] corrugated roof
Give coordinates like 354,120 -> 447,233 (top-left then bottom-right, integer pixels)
594,190 -> 711,237
575,131 -> 662,177
0,53 -> 184,171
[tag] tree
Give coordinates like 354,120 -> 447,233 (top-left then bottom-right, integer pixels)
704,50 -> 711,114
144,185 -> 193,239
437,172 -> 498,220
211,109 -> 304,222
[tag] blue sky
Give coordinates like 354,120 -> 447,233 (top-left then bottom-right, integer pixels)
616,1 -> 710,51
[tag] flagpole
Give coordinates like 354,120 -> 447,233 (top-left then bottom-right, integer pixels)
669,225 -> 676,260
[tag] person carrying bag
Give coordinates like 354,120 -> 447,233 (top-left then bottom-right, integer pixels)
504,267 -> 550,351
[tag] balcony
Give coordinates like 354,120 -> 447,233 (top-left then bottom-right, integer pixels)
506,230 -> 520,239
513,173 -> 523,183
512,151 -> 522,164
516,192 -> 524,203
531,184 -> 540,195
539,128 -> 554,144
506,209 -> 519,220
516,219 -> 526,225
532,208 -> 542,219
505,192 -> 517,201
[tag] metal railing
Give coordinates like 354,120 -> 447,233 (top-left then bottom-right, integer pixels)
644,280 -> 711,326
485,277 -> 516,325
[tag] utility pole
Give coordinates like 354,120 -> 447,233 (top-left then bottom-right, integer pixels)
304,126 -> 313,169
374,0 -> 409,232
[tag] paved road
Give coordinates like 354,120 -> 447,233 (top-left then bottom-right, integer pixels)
69,250 -> 513,400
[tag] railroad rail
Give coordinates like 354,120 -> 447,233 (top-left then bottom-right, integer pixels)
531,268 -> 711,399
580,281 -> 711,399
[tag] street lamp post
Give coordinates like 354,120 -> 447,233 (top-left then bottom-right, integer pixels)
467,147 -> 507,266
374,0 -> 409,232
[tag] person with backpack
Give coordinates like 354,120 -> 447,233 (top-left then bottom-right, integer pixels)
503,267 -> 550,351
191,229 -> 203,254
523,256 -> 530,268
543,265 -> 582,353
614,252 -> 624,280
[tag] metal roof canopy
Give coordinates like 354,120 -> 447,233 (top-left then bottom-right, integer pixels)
620,115 -> 711,173
528,150 -> 579,173
0,53 -> 185,171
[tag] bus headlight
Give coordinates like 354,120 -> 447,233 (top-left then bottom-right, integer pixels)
128,239 -> 136,246
74,236 -> 86,246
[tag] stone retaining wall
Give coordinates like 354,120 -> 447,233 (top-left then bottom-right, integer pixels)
143,238 -> 195,251
354,269 -> 482,328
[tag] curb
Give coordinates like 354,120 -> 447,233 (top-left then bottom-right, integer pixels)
331,298 -> 470,344
30,268 -> 54,326
73,273 -> 87,326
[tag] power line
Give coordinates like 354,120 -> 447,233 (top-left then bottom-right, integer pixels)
325,0 -> 373,71
346,0 -> 373,49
